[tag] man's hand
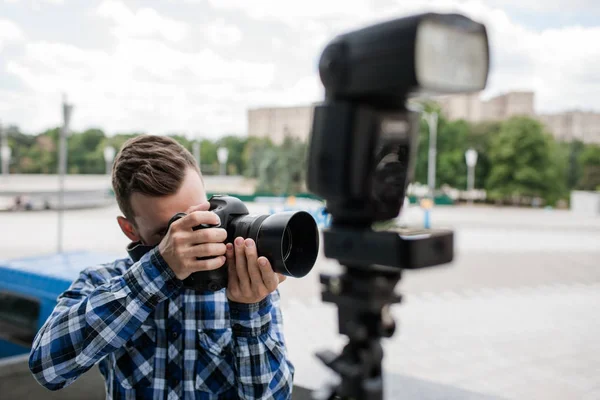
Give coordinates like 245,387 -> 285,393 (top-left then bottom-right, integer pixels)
226,237 -> 286,304
158,202 -> 227,280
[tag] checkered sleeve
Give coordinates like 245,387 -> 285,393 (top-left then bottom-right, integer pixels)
229,289 -> 294,399
28,247 -> 182,391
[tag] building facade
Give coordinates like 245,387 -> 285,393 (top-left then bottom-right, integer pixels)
247,106 -> 315,145
435,91 -> 600,144
247,92 -> 600,144
435,91 -> 535,122
537,111 -> 600,143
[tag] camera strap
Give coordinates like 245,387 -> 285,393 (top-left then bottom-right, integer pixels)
126,241 -> 156,263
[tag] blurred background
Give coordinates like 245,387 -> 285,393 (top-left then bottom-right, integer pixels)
1,0 -> 599,399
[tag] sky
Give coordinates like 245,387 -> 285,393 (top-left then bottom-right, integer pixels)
1,0 -> 600,139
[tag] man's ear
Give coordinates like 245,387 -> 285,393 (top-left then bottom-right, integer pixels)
117,216 -> 141,242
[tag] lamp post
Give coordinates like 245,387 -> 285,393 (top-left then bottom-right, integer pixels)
465,148 -> 478,205
423,111 -> 438,199
193,140 -> 201,167
217,147 -> 229,176
58,94 -> 74,253
103,146 -> 116,175
0,121 -> 10,176
1,145 -> 11,177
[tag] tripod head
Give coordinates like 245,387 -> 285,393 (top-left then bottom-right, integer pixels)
305,12 -> 490,400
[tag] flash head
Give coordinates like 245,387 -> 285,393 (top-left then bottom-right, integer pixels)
307,12 -> 490,224
318,12 -> 489,103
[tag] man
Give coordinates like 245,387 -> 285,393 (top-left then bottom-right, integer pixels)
29,135 -> 294,399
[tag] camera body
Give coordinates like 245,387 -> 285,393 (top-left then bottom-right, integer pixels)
168,195 -> 319,292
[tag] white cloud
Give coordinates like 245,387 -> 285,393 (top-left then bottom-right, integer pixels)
0,18 -> 23,52
0,19 -> 23,40
96,0 -> 188,42
245,75 -> 324,108
202,17 -> 242,46
487,0 -> 598,13
3,0 -> 65,6
224,0 -> 600,114
208,0 -> 373,20
5,32 -> 276,136
2,0 -> 600,138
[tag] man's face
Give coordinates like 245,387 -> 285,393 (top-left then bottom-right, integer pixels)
122,167 -> 207,246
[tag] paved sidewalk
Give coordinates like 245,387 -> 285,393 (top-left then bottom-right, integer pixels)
281,280 -> 600,399
2,204 -> 599,399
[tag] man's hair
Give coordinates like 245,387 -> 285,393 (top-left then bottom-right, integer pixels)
112,134 -> 200,222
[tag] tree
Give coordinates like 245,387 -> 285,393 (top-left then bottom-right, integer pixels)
567,140 -> 586,190
16,128 -> 61,173
253,137 -> 308,195
68,128 -> 106,174
578,144 -> 600,191
199,138 -> 218,174
103,133 -> 141,155
3,125 -> 35,173
243,137 -> 275,178
436,119 -> 469,189
485,117 -> 568,205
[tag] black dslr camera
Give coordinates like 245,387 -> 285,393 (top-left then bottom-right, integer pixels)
306,12 -> 490,400
167,195 -> 319,292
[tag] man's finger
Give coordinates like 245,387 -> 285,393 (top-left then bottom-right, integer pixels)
185,201 -> 210,215
276,273 -> 287,284
258,257 -> 278,291
244,239 -> 265,288
226,243 -> 239,287
190,255 -> 226,272
187,242 -> 226,259
234,237 -> 251,292
190,227 -> 227,244
179,211 -> 220,230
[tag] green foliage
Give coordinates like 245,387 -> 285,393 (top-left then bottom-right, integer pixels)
2,109 -> 598,202
567,140 -> 586,189
578,144 -> 600,190
243,137 -> 275,178
485,117 -> 568,205
436,119 -> 469,189
68,129 -> 106,174
199,139 -> 218,167
251,137 -> 307,195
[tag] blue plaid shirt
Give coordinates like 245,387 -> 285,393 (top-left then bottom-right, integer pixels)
28,247 -> 294,399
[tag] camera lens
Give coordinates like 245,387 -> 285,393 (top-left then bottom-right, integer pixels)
231,211 -> 319,278
282,226 -> 292,262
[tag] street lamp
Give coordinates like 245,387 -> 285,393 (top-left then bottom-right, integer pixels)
1,145 -> 11,176
0,120 -> 10,176
465,148 -> 478,205
407,102 -> 438,199
192,140 -> 201,167
103,146 -> 116,175
423,111 -> 438,199
58,94 -> 74,253
217,147 -> 229,176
